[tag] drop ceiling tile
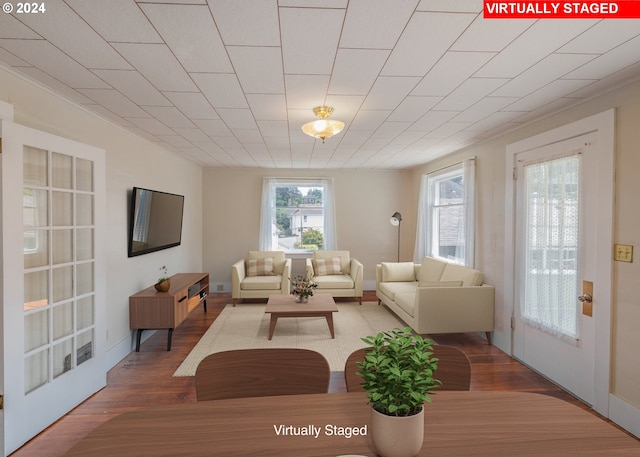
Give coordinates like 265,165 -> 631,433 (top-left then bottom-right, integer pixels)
174,128 -> 212,143
412,51 -> 495,96
350,110 -> 391,131
257,120 -> 289,138
323,95 -> 364,122
79,89 -> 148,117
423,121 -> 473,139
493,53 -> 596,98
285,75 -> 330,109
163,92 -> 220,120
0,14 -> 41,38
126,117 -> 173,135
559,20 -> 640,54
247,94 -> 288,121
340,0 -> 417,49
329,49 -> 389,95
143,106 -> 196,128
417,0 -> 482,13
209,0 -> 280,46
217,108 -> 258,130
408,110 -> 458,132
228,46 -> 284,94
475,20 -> 598,78
114,43 -> 198,92
140,3 -> 232,73
0,39 -> 109,88
503,79 -> 592,112
388,96 -> 441,121
466,111 -> 522,132
192,73 -> 248,109
0,47 -> 30,66
362,76 -> 421,110
434,78 -> 508,111
451,16 -> 534,52
339,130 -> 372,146
382,12 -> 476,76
84,104 -> 135,128
15,3 -> 131,69
453,97 -> 519,122
563,35 -> 640,80
264,136 -> 291,148
568,61 -> 640,99
370,121 -> 413,139
137,0 -> 206,4
93,69 -> 171,106
280,7 -> 343,75
193,119 -> 233,137
66,0 -> 162,43
234,129 -> 264,144
156,135 -> 195,148
195,142 -> 224,154
390,130 -> 427,145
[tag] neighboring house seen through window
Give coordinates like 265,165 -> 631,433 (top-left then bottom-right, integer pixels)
259,178 -> 336,252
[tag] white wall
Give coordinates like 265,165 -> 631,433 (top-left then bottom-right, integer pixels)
0,66 -> 203,367
202,167 -> 411,291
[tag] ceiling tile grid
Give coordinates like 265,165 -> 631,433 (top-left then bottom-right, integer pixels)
0,1 -> 638,169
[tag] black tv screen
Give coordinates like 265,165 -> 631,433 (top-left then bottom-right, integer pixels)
128,187 -> 185,257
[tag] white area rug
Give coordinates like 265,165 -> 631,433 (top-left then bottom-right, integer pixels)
173,301 -> 404,376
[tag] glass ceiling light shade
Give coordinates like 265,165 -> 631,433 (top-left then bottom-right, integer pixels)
301,106 -> 345,143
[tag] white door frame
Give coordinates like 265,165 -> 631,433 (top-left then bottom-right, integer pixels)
504,109 -> 614,417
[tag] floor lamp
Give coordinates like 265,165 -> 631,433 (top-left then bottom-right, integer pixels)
390,212 -> 402,262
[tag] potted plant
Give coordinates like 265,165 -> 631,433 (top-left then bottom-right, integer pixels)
290,273 -> 317,303
356,327 -> 440,457
154,265 -> 171,292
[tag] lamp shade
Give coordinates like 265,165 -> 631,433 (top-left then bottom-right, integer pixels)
301,106 -> 344,142
390,211 -> 402,226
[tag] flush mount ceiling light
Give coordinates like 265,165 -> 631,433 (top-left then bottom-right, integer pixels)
301,106 -> 345,143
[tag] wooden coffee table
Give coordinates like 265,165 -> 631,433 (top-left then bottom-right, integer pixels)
265,294 -> 338,340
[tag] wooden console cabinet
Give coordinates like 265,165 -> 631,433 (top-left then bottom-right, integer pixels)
129,273 -> 209,351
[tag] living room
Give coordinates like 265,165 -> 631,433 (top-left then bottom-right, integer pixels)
1,2 -> 640,456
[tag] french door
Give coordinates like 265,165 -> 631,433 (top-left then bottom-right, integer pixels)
510,111 -> 614,415
0,120 -> 106,455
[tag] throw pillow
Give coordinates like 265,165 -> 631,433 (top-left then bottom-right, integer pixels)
246,258 -> 275,277
418,280 -> 463,287
381,262 -> 416,282
313,257 -> 342,276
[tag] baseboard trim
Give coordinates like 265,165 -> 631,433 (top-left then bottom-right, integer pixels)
106,330 -> 156,370
609,393 -> 640,439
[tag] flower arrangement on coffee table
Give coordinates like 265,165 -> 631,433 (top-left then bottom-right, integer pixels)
291,274 -> 318,303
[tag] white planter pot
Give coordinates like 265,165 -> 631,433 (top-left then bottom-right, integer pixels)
370,407 -> 424,457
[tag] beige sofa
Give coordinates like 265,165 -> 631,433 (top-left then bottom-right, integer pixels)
232,251 -> 291,305
376,257 -> 495,344
306,250 -> 364,304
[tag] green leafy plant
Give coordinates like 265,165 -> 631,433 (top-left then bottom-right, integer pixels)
356,327 -> 441,417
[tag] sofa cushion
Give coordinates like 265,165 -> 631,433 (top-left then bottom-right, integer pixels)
440,264 -> 484,286
313,250 -> 351,274
245,258 -> 275,277
416,256 -> 446,282
315,274 -> 354,289
313,257 -> 342,276
379,281 -> 417,301
240,275 -> 281,290
381,262 -> 416,282
247,251 -> 286,274
418,280 -> 463,287
394,292 -> 416,317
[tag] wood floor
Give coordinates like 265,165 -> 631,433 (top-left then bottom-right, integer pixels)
10,291 -> 632,456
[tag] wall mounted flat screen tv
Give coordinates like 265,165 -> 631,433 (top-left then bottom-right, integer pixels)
128,187 -> 185,257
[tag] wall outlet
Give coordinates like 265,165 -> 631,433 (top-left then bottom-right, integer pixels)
614,244 -> 633,262
216,284 -> 224,292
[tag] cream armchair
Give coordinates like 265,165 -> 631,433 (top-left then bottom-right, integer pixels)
305,250 -> 363,304
232,251 -> 291,305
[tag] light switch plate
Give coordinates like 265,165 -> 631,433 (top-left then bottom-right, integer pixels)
614,244 -> 633,262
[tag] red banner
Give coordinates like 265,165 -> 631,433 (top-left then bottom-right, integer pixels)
484,1 -> 640,18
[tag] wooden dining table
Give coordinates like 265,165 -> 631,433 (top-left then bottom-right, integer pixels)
63,391 -> 640,457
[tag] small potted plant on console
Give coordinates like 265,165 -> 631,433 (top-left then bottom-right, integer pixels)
356,327 -> 440,457
154,265 -> 171,292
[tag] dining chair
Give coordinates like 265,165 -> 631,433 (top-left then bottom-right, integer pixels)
195,348 -> 330,401
344,344 -> 471,392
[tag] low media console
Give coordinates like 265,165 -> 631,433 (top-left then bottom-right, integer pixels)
129,273 -> 209,351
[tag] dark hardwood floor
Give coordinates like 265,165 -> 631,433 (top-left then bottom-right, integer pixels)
10,291 -> 633,456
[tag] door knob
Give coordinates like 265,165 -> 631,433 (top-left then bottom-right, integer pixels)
578,293 -> 592,303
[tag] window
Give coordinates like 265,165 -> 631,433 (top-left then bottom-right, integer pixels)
259,178 -> 336,252
414,158 -> 475,267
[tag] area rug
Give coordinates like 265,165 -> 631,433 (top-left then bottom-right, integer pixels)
173,301 -> 404,376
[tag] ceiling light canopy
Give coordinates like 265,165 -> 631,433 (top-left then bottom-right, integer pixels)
301,106 -> 345,143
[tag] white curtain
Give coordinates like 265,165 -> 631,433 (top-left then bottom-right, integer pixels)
259,177 -> 337,251
413,174 -> 429,263
521,155 -> 580,342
